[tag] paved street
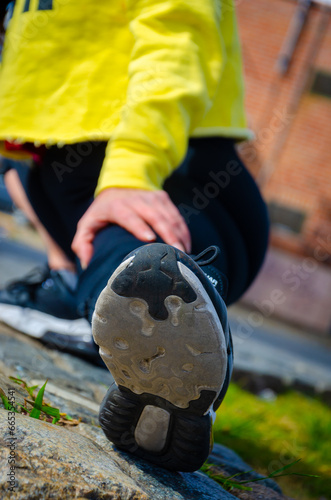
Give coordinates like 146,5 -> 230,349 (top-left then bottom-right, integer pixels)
229,307 -> 331,392
0,235 -> 46,284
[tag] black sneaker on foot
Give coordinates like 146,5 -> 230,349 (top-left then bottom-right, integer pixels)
92,243 -> 233,472
0,266 -> 95,358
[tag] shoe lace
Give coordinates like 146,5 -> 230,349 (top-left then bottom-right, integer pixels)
192,246 -> 228,298
192,246 -> 220,267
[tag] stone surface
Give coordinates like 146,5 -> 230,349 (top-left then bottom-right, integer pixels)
1,411 -> 235,500
0,325 -> 112,424
0,411 -> 293,500
0,326 -> 293,500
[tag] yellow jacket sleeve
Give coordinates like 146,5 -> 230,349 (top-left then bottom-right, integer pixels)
95,0 -> 224,195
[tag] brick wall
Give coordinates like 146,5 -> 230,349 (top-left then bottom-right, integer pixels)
236,0 -> 331,264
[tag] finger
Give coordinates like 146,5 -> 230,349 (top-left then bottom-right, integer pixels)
136,201 -> 191,253
80,242 -> 94,270
153,193 -> 191,252
171,214 -> 191,253
142,212 -> 187,252
169,241 -> 186,252
112,208 -> 157,243
169,214 -> 191,253
72,216 -> 106,268
72,231 -> 94,269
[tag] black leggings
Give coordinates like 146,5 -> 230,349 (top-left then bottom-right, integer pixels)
22,137 -> 269,317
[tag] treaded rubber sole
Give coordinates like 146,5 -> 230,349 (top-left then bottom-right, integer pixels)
92,244 -> 228,471
99,386 -> 212,472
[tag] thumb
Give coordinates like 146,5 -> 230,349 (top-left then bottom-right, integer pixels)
72,221 -> 97,269
79,241 -> 94,270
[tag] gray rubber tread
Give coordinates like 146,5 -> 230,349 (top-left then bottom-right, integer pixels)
93,252 -> 227,410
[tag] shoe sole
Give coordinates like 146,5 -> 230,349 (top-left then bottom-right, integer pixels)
92,244 -> 228,471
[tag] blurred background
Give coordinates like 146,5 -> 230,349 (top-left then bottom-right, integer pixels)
0,1 -> 330,499
237,0 -> 331,336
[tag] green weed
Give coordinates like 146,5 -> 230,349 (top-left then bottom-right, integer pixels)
1,376 -> 79,426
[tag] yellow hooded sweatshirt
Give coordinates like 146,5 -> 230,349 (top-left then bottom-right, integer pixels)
0,0 -> 251,194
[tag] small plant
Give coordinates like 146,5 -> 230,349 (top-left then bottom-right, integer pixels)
9,376 -> 39,399
201,459 -> 319,493
0,376 -> 79,426
0,387 -> 17,411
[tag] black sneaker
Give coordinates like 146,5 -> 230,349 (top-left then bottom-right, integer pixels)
92,243 -> 233,472
0,266 -> 95,358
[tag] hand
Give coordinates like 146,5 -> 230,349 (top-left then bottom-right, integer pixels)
72,188 -> 191,268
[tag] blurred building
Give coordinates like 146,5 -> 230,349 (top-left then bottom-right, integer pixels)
237,0 -> 331,262
235,0 -> 331,334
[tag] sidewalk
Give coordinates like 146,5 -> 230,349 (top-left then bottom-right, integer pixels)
229,304 -> 331,398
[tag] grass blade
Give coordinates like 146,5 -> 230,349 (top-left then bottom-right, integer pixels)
17,403 -> 30,413
238,459 -> 319,485
26,385 -> 39,398
268,459 -> 302,477
8,376 -> 23,384
41,404 -> 60,419
271,473 -> 320,479
0,388 -> 11,410
201,463 -> 253,492
29,380 -> 47,419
